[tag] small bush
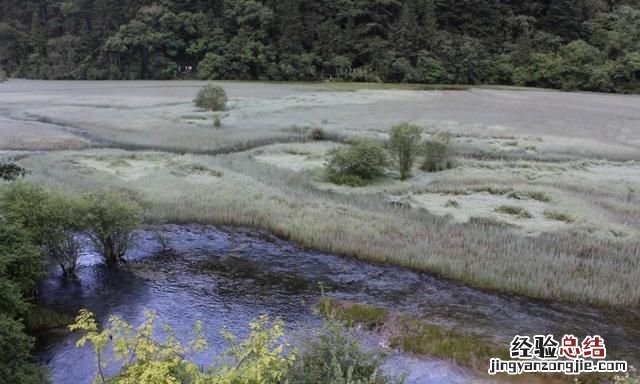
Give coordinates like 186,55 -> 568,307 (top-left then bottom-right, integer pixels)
421,138 -> 454,172
0,68 -> 6,82
0,163 -> 26,181
308,127 -> 325,141
445,199 -> 460,208
389,123 -> 422,180
213,115 -> 222,128
495,205 -> 532,218
325,138 -> 388,186
287,320 -> 396,384
194,84 -> 227,111
82,191 -> 141,264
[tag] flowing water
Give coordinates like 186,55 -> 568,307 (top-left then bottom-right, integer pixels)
35,225 -> 640,384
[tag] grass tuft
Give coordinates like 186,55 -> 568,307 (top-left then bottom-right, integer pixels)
495,205 -> 533,218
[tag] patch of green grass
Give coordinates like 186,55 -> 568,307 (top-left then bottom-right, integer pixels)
508,190 -> 551,202
109,159 -> 131,167
390,316 -> 509,365
169,161 -> 223,177
474,186 -> 513,196
318,297 -> 389,329
317,298 -> 508,366
444,199 -> 460,208
495,205 -> 532,218
610,228 -> 628,238
24,306 -> 72,332
283,149 -> 312,156
544,210 -> 575,223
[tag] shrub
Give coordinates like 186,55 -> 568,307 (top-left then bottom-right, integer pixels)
82,191 -> 141,264
389,123 -> 422,180
0,182 -> 84,276
0,68 -> 6,82
194,84 -> 227,111
325,138 -> 388,186
213,115 -> 221,128
0,163 -> 26,181
421,137 -> 455,172
287,320 -> 396,384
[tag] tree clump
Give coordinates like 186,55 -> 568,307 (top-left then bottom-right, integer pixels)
194,84 -> 227,111
325,138 -> 389,187
421,135 -> 455,172
389,123 -> 423,180
0,163 -> 26,181
82,191 -> 141,265
0,182 -> 85,276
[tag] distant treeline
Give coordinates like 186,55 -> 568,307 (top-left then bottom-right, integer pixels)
1,0 -> 640,92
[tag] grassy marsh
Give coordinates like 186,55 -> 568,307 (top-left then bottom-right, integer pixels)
2,81 -> 640,306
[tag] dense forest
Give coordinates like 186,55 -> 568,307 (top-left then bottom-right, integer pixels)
1,0 -> 640,92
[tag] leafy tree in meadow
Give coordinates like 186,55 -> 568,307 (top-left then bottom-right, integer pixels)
389,123 -> 423,180
194,84 -> 227,111
325,138 -> 389,186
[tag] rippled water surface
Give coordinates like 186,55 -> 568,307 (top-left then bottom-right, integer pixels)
35,226 -> 640,384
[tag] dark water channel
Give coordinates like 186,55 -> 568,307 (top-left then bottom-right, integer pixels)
35,225 -> 640,384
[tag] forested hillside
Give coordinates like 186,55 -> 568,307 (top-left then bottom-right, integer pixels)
1,0 -> 640,92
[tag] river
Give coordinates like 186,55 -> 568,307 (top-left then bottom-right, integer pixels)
35,225 -> 640,383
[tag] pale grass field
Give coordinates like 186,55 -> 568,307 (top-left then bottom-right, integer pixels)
1,80 -> 640,305
12,148 -> 640,306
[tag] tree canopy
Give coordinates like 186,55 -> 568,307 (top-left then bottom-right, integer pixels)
1,1 -> 640,91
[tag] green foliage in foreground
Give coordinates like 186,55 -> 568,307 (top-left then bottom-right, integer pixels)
389,123 -> 423,180
325,139 -> 389,186
287,321 -> 400,384
0,223 -> 47,383
194,84 -> 228,112
70,309 -> 398,384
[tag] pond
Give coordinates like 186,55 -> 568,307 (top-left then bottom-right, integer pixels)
35,225 -> 640,383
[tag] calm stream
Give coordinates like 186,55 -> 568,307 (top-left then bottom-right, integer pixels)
35,225 -> 640,383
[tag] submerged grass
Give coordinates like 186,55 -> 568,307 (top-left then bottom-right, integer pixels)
25,306 -> 72,333
317,297 -> 508,367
